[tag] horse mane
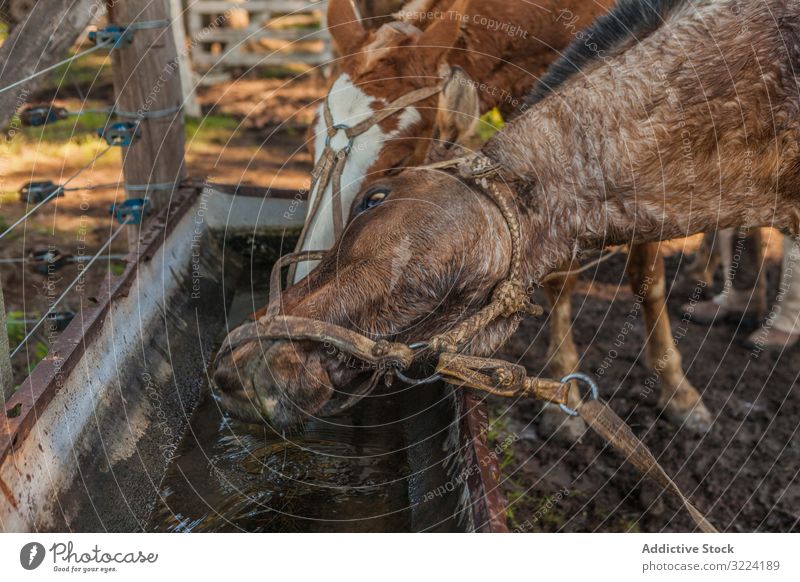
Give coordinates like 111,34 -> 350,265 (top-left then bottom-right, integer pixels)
525,0 -> 690,107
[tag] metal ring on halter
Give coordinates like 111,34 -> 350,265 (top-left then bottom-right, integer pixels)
393,367 -> 442,386
325,124 -> 355,154
558,372 -> 600,417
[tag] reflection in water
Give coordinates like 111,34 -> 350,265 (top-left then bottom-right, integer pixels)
148,391 -> 416,532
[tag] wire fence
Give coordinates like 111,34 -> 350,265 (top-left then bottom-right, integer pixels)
0,20 -> 170,364
0,144 -> 114,241
9,219 -> 132,359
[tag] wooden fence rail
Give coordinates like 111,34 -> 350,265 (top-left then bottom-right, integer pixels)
186,0 -> 331,73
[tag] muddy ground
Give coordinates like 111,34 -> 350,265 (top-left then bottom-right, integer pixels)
492,252 -> 800,532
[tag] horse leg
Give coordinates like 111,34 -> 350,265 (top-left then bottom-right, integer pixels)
684,230 -> 723,291
537,260 -> 587,442
627,243 -> 713,434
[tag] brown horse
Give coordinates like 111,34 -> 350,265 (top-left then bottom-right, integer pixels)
215,0 -> 800,429
299,0 -> 718,440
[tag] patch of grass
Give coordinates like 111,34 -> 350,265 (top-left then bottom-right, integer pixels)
534,493 -> 569,529
6,310 -> 29,347
3,105 -> 116,175
505,487 -> 572,531
28,341 -> 48,373
476,107 -> 505,141
44,51 -> 114,93
504,481 -> 544,530
258,63 -> 311,79
486,414 -> 509,442
498,445 -> 516,471
185,114 -> 239,146
7,312 -> 50,376
616,517 -> 642,533
14,109 -> 111,145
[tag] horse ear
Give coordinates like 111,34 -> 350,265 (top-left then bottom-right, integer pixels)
327,0 -> 368,57
414,0 -> 468,65
424,65 -> 480,163
362,21 -> 423,69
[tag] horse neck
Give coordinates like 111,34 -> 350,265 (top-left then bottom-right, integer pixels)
485,101 -> 615,283
483,0 -> 796,283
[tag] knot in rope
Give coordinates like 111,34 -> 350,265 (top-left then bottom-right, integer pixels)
492,367 -> 515,388
456,153 -> 502,181
492,280 -> 543,319
371,340 -> 392,358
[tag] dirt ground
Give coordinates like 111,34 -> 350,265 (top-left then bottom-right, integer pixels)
492,251 -> 800,533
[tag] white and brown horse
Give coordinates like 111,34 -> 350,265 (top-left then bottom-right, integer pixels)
294,0 -> 614,276
215,0 -> 800,431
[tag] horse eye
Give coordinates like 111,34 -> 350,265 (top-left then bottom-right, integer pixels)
361,189 -> 388,211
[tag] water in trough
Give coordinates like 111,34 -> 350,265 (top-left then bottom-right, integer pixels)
146,253 -> 470,533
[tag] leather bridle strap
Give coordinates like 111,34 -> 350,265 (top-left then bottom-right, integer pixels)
267,250 -> 327,318
290,81 -> 447,282
578,399 -> 718,533
339,83 -> 445,139
436,352 -> 570,405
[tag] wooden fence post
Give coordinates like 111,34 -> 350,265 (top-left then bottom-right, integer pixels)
107,0 -> 187,235
169,0 -> 201,118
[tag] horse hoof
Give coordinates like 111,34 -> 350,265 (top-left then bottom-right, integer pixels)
537,403 -> 587,444
661,399 -> 714,435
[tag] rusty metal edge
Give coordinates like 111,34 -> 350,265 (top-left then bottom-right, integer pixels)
0,187 -> 201,468
458,391 -> 509,532
203,182 -> 307,200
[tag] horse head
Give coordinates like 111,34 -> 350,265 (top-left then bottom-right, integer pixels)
213,165 -> 520,428
294,0 -> 480,279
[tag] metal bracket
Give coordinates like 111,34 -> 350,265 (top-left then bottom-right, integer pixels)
6,311 -> 75,333
88,25 -> 133,49
29,248 -> 69,275
45,311 -> 76,332
97,121 -> 141,146
19,181 -> 64,204
110,198 -> 150,225
88,20 -> 170,49
19,105 -> 69,127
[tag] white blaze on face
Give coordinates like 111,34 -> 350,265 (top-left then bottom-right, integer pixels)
294,74 -> 421,282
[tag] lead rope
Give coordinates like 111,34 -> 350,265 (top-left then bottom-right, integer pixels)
578,399 -> 718,532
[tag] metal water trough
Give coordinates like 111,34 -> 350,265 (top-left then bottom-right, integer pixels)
0,184 -> 507,532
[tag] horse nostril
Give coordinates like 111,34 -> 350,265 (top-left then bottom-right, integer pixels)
212,368 -> 240,394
